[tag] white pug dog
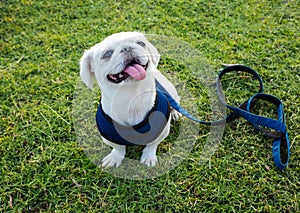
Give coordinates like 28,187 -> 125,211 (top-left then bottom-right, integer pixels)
80,32 -> 181,167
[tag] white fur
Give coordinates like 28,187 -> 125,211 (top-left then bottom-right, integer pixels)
80,32 -> 181,167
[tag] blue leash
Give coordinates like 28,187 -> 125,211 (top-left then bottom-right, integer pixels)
155,65 -> 290,170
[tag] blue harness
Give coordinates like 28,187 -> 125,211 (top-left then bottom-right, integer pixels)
96,90 -> 170,146
96,65 -> 290,170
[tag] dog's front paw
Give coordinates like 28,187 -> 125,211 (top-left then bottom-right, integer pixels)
171,109 -> 182,121
140,153 -> 158,167
102,150 -> 125,168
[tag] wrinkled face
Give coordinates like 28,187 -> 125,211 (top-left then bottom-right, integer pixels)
84,33 -> 159,88
100,37 -> 148,84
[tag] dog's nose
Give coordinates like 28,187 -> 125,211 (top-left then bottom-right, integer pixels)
120,47 -> 133,53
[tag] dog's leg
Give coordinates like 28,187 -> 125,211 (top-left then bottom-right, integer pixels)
101,138 -> 126,168
140,140 -> 159,167
140,121 -> 171,167
170,108 -> 182,121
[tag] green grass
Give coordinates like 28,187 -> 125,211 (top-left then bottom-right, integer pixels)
1,0 -> 299,212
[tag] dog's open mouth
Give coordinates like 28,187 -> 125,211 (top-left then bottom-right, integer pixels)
107,61 -> 148,84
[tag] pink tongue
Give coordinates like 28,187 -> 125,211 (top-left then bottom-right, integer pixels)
124,64 -> 146,81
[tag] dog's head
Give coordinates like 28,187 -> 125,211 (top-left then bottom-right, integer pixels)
80,32 -> 160,89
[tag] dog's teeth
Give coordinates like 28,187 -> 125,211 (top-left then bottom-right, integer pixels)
109,75 -> 117,80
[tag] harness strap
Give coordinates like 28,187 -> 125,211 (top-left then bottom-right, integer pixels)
156,65 -> 290,170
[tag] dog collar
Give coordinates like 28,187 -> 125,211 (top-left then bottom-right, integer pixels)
96,90 -> 170,146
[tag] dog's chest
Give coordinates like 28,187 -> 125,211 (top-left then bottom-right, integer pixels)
103,93 -> 155,126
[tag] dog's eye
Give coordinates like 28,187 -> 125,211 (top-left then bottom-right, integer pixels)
136,41 -> 146,47
102,50 -> 114,59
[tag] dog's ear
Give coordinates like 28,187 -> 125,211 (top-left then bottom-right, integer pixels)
80,49 -> 94,89
147,41 -> 160,67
